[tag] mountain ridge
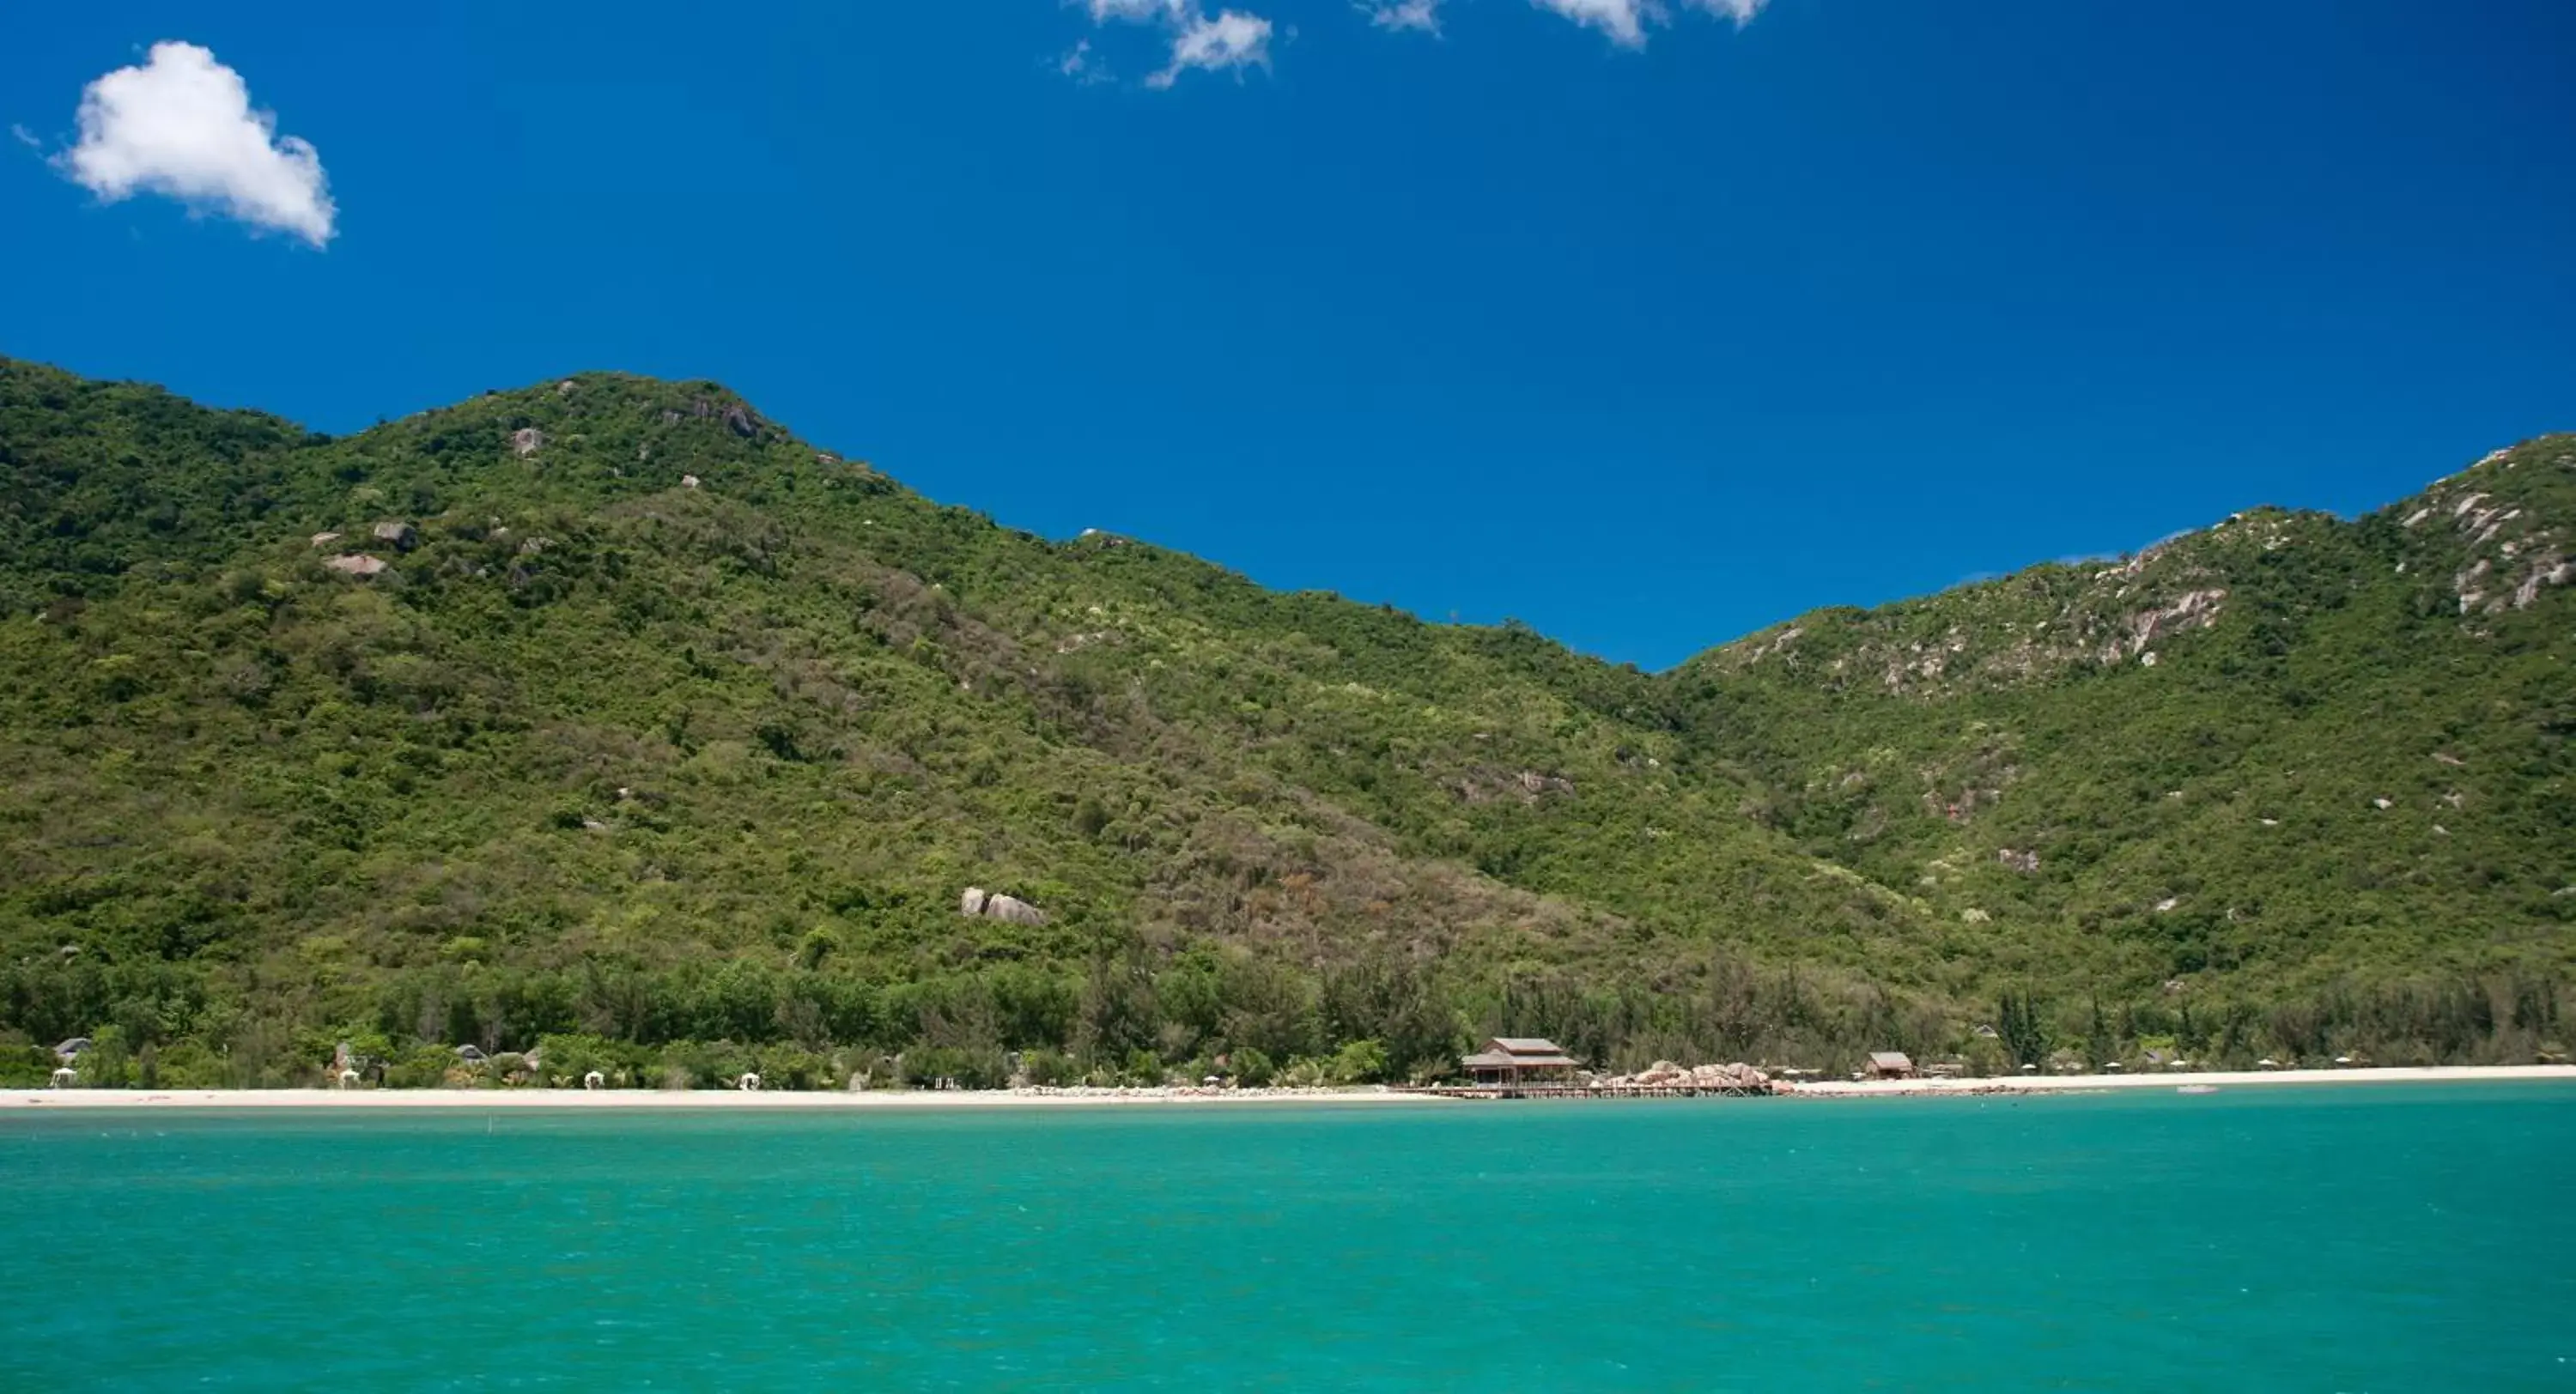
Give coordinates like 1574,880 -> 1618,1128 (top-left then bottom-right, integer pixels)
3,355 -> 2568,1088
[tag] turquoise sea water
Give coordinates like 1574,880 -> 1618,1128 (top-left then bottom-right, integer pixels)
3,1086 -> 2572,1391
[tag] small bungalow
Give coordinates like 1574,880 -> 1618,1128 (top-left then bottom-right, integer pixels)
1865,1052 -> 1916,1081
1460,1037 -> 1582,1090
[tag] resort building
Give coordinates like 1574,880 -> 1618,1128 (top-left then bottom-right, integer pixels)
1460,1037 -> 1582,1089
1865,1052 -> 1916,1080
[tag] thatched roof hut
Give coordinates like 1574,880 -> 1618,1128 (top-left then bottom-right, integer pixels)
1865,1052 -> 1916,1080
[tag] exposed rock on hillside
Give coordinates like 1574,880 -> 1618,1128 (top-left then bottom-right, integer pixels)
959,888 -> 1048,927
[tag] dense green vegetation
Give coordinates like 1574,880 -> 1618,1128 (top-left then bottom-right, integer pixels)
3,357 -> 2568,1087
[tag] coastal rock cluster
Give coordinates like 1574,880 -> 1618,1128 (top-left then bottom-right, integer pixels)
1601,1060 -> 1777,1094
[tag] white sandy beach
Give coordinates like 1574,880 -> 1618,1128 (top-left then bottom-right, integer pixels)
0,1084 -> 1431,1111
1782,1064 -> 2576,1097
6,1064 -> 2573,1110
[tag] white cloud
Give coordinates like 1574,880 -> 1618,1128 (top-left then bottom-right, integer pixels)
9,124 -> 39,149
1528,0 -> 1769,47
1532,0 -> 1649,46
1364,0 -> 1443,33
56,40 -> 334,246
1151,11 -> 1275,87
1086,0 -> 1189,21
1060,39 -> 1109,83
1690,0 -> 1768,26
1070,0 -> 1277,88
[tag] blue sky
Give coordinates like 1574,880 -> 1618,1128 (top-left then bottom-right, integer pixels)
3,1 -> 2571,668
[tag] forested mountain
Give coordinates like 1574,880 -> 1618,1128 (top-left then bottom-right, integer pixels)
3,357 -> 2567,1087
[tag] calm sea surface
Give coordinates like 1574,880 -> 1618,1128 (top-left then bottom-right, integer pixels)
3,1086 -> 2571,1391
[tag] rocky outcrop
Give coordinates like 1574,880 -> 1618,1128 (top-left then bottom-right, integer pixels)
511,427 -> 544,458
1599,1060 -> 1776,1093
958,887 -> 1048,926
657,396 -> 765,440
986,894 -> 1048,927
324,555 -> 389,578
2102,589 -> 2227,664
372,521 -> 418,550
2410,440 -> 2574,618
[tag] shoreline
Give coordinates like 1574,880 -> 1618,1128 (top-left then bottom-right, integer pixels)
6,1064 -> 2573,1111
1779,1064 -> 2576,1098
0,1085 -> 1433,1112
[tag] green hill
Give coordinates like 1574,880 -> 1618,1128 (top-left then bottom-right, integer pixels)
3,357 -> 2567,1087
